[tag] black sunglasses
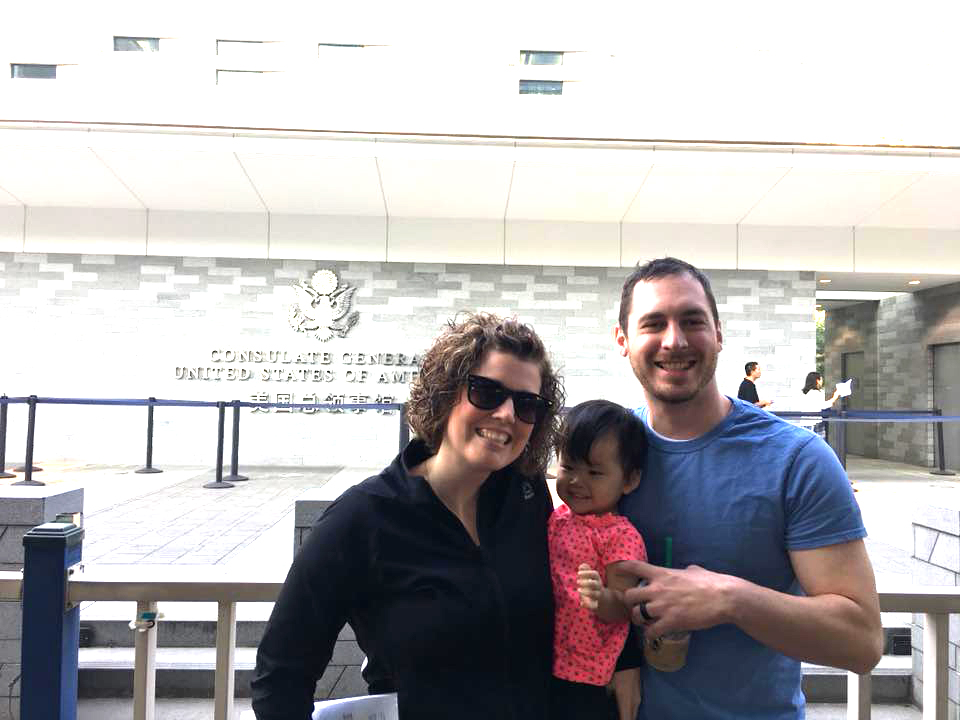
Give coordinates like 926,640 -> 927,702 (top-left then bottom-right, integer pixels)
466,374 -> 550,424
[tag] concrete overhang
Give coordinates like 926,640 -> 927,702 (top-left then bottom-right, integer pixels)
0,122 -> 958,292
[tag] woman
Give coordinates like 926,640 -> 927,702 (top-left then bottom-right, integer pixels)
800,371 -> 840,436
252,312 -> 565,720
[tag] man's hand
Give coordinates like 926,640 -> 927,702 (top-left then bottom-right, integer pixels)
758,399 -> 773,408
577,564 -> 603,611
620,560 -> 741,638
621,540 -> 883,674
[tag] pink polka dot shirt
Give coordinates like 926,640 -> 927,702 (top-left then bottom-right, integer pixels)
548,504 -> 647,686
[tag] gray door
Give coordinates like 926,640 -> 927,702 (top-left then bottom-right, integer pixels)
842,351 -> 866,456
933,343 -> 960,471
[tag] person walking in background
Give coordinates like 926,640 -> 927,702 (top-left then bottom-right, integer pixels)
252,312 -> 564,720
801,371 -> 840,410
800,371 -> 841,436
737,361 -> 773,408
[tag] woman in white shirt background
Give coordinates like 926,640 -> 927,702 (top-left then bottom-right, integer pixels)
800,371 -> 841,436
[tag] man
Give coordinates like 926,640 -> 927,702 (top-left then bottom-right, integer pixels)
613,257 -> 881,719
738,361 -> 773,408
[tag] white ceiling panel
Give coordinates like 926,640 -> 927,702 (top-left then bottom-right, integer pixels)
854,228 -> 960,274
378,157 -> 514,219
742,169 -> 922,226
96,149 -> 264,211
0,183 -> 20,205
858,174 -> 960,229
0,146 -> 142,208
624,166 -> 786,224
233,135 -> 377,158
507,163 -> 650,221
238,154 -> 384,215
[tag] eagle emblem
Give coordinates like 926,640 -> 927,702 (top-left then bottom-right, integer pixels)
288,269 -> 359,341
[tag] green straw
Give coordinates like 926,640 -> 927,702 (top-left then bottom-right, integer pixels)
664,536 -> 673,569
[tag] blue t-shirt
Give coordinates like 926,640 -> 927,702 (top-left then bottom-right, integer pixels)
620,397 -> 865,720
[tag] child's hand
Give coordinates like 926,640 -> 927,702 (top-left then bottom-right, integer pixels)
577,563 -> 603,611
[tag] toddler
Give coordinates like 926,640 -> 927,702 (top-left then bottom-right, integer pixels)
548,400 -> 648,720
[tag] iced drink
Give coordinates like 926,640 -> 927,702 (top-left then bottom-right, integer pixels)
643,630 -> 690,672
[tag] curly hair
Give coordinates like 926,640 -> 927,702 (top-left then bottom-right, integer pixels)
406,312 -> 565,476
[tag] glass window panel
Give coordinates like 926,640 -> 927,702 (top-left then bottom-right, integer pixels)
11,63 -> 56,79
318,42 -> 365,58
216,69 -> 268,86
520,51 -> 563,65
217,40 -> 263,56
519,79 -> 563,95
114,37 -> 160,52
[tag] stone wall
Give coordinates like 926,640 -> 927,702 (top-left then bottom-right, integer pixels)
824,282 -> 960,466
911,501 -> 960,715
1,252 -> 817,467
823,301 -> 880,457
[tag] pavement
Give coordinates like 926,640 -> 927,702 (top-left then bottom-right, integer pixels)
5,452 -> 957,718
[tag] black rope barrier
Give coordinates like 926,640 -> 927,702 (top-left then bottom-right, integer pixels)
12,396 -> 43,486
0,396 -> 14,479
224,400 -> 248,483
135,397 -> 163,475
3,395 -> 956,489
931,409 -> 956,476
204,402 -> 233,490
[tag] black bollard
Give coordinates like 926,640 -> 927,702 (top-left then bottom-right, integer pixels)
930,409 -> 956,476
0,396 -> 14,479
204,402 -> 234,489
13,396 -> 44,486
224,400 -> 248,482
135,397 -> 163,474
398,402 -> 410,453
837,410 -> 847,471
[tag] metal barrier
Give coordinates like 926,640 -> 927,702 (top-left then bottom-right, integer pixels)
0,395 -> 411,489
0,395 -> 14,479
0,397 -> 954,485
776,408 -> 958,476
2,522 -> 958,720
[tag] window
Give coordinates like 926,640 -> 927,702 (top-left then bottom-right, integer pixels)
519,79 -> 562,95
217,40 -> 263,55
318,42 -> 365,57
11,63 -> 56,79
520,50 -> 563,65
216,69 -> 269,86
114,36 -> 160,52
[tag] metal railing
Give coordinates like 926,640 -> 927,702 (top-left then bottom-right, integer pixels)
0,395 -> 410,487
775,408 -> 957,475
3,536 -> 960,720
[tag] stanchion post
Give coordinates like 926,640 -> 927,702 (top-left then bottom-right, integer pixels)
0,396 -> 14,478
931,408 -> 956,476
398,402 -> 410,453
204,402 -> 234,489
224,400 -> 248,482
135,397 -> 163,475
13,395 -> 44,486
838,410 -> 847,471
20,521 -> 84,720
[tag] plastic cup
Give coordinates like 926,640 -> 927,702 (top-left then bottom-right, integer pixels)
643,630 -> 691,672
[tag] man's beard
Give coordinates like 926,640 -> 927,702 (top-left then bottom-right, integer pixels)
632,353 -> 718,405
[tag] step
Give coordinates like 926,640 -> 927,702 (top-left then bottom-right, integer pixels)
78,646 -> 366,699
801,656 -> 912,704
77,698 -> 922,720
78,647 -> 912,703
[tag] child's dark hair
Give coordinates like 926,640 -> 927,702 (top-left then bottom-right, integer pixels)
558,400 -> 647,478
